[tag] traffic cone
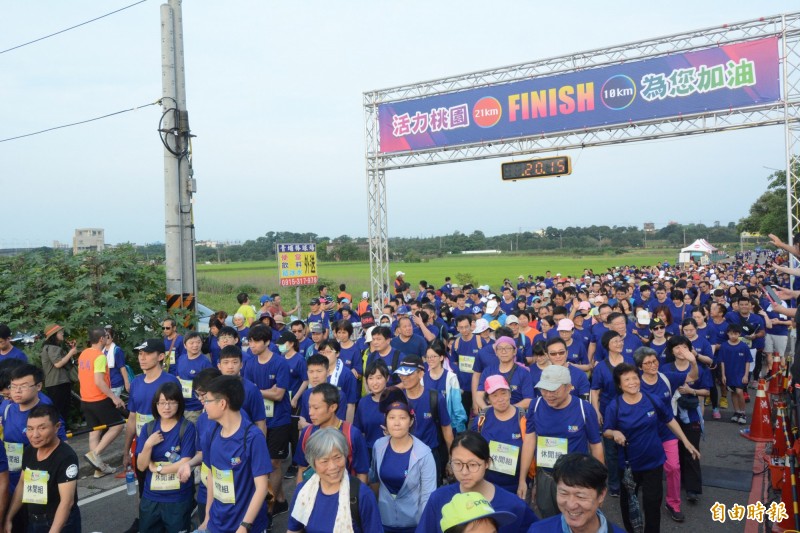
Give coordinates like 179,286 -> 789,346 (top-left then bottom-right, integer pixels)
774,451 -> 800,532
774,402 -> 790,458
769,354 -> 784,396
742,379 -> 773,442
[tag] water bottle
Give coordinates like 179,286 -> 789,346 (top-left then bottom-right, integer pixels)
125,467 -> 136,496
165,450 -> 180,463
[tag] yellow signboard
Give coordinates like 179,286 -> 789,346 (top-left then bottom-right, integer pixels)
278,243 -> 318,287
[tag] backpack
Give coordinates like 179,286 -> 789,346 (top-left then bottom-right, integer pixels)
429,389 -> 448,461
347,475 -> 362,531
454,335 -> 484,353
477,406 -> 527,475
145,418 -> 189,443
300,421 -> 355,478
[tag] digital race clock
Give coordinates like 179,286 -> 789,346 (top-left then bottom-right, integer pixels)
501,156 -> 572,181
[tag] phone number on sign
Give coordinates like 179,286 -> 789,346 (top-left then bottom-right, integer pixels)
280,277 -> 319,287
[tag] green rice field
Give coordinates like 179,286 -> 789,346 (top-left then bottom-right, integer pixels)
196,250 -> 676,314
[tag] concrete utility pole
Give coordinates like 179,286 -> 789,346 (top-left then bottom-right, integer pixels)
161,0 -> 197,315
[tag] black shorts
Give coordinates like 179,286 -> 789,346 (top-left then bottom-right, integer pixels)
81,398 -> 124,428
267,424 -> 290,459
727,385 -> 745,393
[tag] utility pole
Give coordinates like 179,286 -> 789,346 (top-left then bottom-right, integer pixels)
161,0 -> 197,318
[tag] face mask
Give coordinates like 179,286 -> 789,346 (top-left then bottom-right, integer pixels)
278,344 -> 289,354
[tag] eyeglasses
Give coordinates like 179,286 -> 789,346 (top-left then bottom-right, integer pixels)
496,346 -> 516,353
162,326 -> 173,331
202,398 -> 223,405
548,350 -> 567,357
157,401 -> 179,407
9,383 -> 36,392
652,326 -> 665,331
450,460 -> 485,473
641,360 -> 659,366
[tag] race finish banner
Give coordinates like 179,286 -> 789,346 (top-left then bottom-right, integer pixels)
378,37 -> 780,153
278,243 -> 318,287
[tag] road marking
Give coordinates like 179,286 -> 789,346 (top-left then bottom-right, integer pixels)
78,484 -> 126,506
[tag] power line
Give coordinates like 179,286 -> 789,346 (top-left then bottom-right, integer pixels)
0,0 -> 149,55
0,100 -> 159,144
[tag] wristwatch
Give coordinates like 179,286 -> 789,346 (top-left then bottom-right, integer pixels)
156,464 -> 163,474
240,522 -> 253,531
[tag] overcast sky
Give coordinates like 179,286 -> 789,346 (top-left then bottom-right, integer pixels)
0,1 -> 795,248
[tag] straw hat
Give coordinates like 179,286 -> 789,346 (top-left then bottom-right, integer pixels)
44,324 -> 64,340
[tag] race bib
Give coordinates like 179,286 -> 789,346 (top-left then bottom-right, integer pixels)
5,442 -> 22,472
458,355 -> 475,373
200,463 -> 209,487
168,351 -> 176,366
212,466 -> 236,504
179,379 -> 193,399
489,441 -> 519,476
150,463 -> 180,491
21,469 -> 49,505
135,413 -> 154,436
536,436 -> 569,469
263,399 -> 274,418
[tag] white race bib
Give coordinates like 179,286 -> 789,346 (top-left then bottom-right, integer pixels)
135,413 -> 154,436
489,440 -> 519,476
458,355 -> 475,373
150,463 -> 180,491
21,469 -> 49,505
536,436 -> 569,469
263,399 -> 274,418
179,378 -> 193,399
212,466 -> 236,504
5,442 -> 22,472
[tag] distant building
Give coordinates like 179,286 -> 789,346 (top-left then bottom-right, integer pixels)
73,228 -> 105,254
643,222 -> 655,233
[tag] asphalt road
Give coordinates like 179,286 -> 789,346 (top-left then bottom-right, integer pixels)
75,396 -> 776,533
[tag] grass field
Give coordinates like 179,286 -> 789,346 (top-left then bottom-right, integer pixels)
196,249 -> 677,314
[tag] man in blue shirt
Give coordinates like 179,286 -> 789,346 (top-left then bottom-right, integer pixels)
0,325 -> 27,362
390,316 -> 427,358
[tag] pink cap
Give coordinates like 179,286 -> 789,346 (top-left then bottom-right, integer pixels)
577,301 -> 592,312
485,375 -> 511,395
494,336 -> 516,349
557,318 -> 574,331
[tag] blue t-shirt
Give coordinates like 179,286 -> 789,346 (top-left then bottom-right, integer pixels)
594,334 -> 641,363
470,408 -> 524,492
307,312 -> 330,332
528,513 -> 625,533
284,353 -> 307,402
391,334 -> 428,359
2,395 -> 67,491
175,354 -> 212,412
340,343 -> 364,376
128,372 -> 181,419
406,389 -> 451,450
707,320 -> 729,346
136,417 -> 196,503
472,340 -> 498,375
689,336 -> 714,361
328,362 -> 359,421
0,347 -> 27,363
591,357 -> 633,416
526,396 -> 601,462
478,363 -> 534,406
450,335 -> 484,390
725,311 -> 767,350
299,337 -> 315,358
294,423 -> 370,475
380,444 -> 411,495
717,341 -> 753,386
603,393 -> 672,472
639,372 -> 685,442
366,350 -> 404,386
416,483 -> 537,533
299,388 -> 313,423
203,420 -> 272,533
242,354 -> 291,428
163,335 -> 186,376
105,345 -> 126,388
566,340 -> 588,365
206,335 -> 221,367
354,395 -> 384,450
661,363 -> 713,424
648,341 -> 668,364
423,372 -> 448,393
240,377 -> 268,425
287,479 -> 383,533
195,411 -> 217,505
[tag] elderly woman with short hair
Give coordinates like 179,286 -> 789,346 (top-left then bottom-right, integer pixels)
287,427 -> 382,533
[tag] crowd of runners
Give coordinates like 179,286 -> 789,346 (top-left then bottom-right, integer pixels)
2,233 -> 800,532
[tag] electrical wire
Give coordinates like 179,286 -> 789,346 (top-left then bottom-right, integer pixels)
0,0 -> 150,55
0,100 -> 159,144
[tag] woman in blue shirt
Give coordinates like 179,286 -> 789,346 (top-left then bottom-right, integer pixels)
288,428 -> 382,533
371,390 -> 436,532
354,360 -> 389,456
603,363 -> 700,533
645,317 -> 669,363
135,381 -> 196,532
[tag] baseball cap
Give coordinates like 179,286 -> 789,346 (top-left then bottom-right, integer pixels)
485,375 -> 510,395
274,314 -> 285,325
340,298 -> 350,304
505,315 -> 520,325
471,305 -> 483,314
557,318 -> 574,331
439,492 -> 516,532
135,338 -> 165,353
309,297 -> 321,305
535,365 -> 572,391
489,320 -> 501,331
397,305 -> 411,315
468,289 -> 479,295
276,331 -> 295,345
485,301 -> 499,314
309,323 -> 324,334
394,355 -> 425,376
650,317 -> 665,329
361,291 -> 369,299
472,318 -> 489,334
636,310 -> 651,325
478,285 -> 490,291
259,295 -> 272,305
360,313 -> 376,329
396,271 -> 405,277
